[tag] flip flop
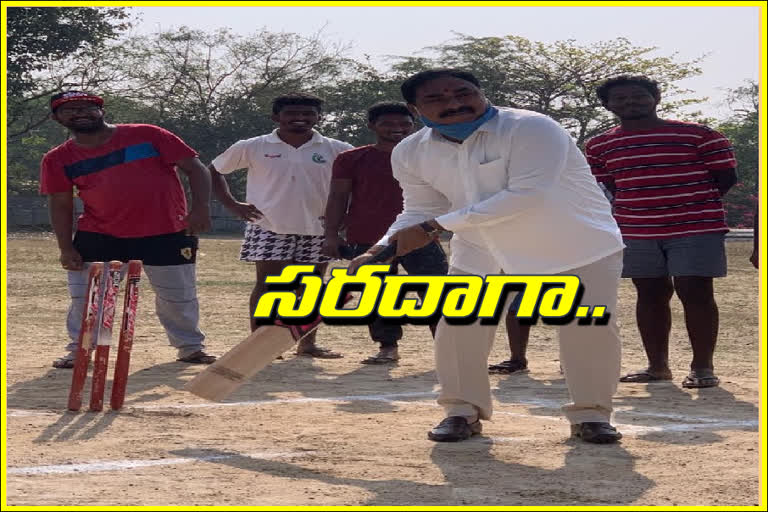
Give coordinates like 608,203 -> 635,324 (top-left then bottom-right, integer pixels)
619,369 -> 672,383
488,359 -> 528,374
682,371 -> 720,388
361,355 -> 400,365
177,351 -> 217,364
296,347 -> 344,359
52,356 -> 76,369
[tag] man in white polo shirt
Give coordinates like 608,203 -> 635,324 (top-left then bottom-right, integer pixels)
350,69 -> 626,443
210,93 -> 353,358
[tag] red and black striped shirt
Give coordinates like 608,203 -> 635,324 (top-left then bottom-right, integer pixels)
585,120 -> 736,239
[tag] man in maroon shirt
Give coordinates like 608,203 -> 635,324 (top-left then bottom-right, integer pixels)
322,102 -> 449,363
586,75 -> 737,388
41,91 -> 216,368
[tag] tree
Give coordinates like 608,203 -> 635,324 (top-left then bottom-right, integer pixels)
390,34 -> 707,146
105,26 -> 351,195
718,81 -> 758,228
7,6 -> 132,95
5,24 -> 353,198
317,59 -> 406,146
7,7 -> 133,138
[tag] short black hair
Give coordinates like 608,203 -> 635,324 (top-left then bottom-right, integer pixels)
272,93 -> 324,114
400,69 -> 481,104
367,102 -> 413,123
596,75 -> 660,104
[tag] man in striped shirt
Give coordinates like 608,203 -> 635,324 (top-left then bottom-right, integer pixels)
585,75 -> 737,389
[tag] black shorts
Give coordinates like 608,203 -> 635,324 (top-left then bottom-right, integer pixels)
73,230 -> 198,266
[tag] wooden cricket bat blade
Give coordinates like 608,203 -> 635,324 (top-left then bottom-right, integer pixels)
184,325 -> 296,401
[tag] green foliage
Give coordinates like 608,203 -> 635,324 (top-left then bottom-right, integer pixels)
7,7 -> 133,141
6,98 -> 71,195
317,59 -> 408,146
6,19 -> 755,219
391,34 -> 707,146
717,81 -> 758,228
7,7 -> 132,96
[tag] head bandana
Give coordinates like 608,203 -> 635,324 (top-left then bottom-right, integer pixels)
50,91 -> 104,112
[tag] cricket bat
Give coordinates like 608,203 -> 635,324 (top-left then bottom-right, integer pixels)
184,243 -> 397,401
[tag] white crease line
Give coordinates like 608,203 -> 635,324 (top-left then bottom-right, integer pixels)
7,451 -> 309,476
382,400 -> 759,433
409,399 -> 758,437
5,392 -> 436,417
618,420 -> 758,436
7,390 -> 758,430
142,391 -> 437,410
486,436 -> 536,443
7,409 -> 55,417
132,392 -> 765,426
498,396 -> 759,424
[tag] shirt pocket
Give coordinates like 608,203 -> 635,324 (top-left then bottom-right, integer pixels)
475,158 -> 508,198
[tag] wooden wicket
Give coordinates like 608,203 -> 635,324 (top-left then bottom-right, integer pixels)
89,261 -> 123,412
67,260 -> 142,412
67,263 -> 104,411
110,260 -> 142,411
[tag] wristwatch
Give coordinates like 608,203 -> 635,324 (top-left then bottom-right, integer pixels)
419,221 -> 442,236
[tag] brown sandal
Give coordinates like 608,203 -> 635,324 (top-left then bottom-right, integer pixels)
52,356 -> 76,369
681,370 -> 720,388
296,347 -> 343,359
488,359 -> 528,374
619,369 -> 672,383
361,354 -> 400,365
177,350 -> 217,364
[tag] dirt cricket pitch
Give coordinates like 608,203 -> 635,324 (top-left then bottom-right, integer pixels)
4,234 -> 762,506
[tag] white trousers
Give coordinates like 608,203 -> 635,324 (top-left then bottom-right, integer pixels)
434,251 -> 623,424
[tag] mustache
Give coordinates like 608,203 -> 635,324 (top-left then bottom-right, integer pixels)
438,106 -> 475,118
69,120 -> 105,133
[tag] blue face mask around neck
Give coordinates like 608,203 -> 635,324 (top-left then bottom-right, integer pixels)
421,104 -> 498,141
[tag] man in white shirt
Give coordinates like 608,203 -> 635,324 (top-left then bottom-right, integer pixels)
350,69 -> 625,443
210,93 -> 353,358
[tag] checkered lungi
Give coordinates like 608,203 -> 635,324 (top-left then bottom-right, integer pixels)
239,223 -> 330,263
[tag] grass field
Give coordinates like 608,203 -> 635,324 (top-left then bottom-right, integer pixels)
4,234 -> 762,506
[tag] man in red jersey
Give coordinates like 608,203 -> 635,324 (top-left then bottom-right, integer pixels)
585,75 -> 737,388
41,91 -> 216,368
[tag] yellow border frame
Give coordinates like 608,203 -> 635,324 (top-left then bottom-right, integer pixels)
2,1 -> 765,511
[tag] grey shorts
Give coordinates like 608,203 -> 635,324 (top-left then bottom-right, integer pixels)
622,232 -> 727,278
239,223 -> 330,263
